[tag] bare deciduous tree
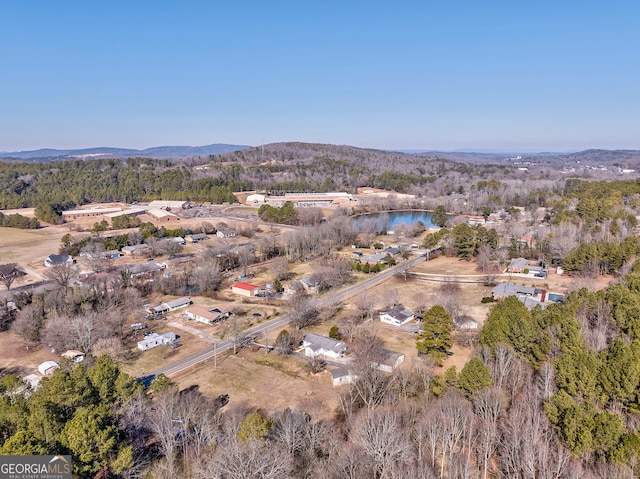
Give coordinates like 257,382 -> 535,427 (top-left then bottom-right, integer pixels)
13,302 -> 45,349
192,261 -> 222,293
351,407 -> 412,477
289,295 -> 320,330
43,262 -> 78,289
0,263 -> 24,291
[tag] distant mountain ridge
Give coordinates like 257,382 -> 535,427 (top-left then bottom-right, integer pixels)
0,144 -> 251,160
1,141 -> 639,167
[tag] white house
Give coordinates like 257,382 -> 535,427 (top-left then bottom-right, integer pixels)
371,349 -> 405,372
330,367 -> 357,386
302,333 -> 346,359
38,361 -> 60,376
144,297 -> 192,317
44,254 -> 74,268
138,332 -> 178,351
185,306 -> 231,324
217,229 -> 236,238
379,306 -> 415,326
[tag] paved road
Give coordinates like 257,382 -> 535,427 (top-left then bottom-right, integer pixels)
143,255 -> 426,382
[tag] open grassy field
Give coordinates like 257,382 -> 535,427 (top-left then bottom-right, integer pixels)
171,348 -> 339,419
0,330 -> 60,377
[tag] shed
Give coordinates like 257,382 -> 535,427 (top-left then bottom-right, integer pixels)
61,350 -> 85,362
38,361 -> 60,376
231,282 -> 259,297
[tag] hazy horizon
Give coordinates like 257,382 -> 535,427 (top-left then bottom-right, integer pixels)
0,142 -> 630,157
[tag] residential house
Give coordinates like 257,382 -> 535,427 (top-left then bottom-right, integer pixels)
517,295 -> 547,310
379,306 -> 415,326
360,252 -> 387,265
145,303 -> 170,317
508,257 -> 528,273
164,297 -> 193,310
44,254 -> 74,268
144,297 -> 192,317
286,276 -> 314,295
0,264 -> 26,280
126,262 -> 164,278
161,255 -> 194,270
186,306 -> 231,324
492,283 -> 537,300
185,233 -> 209,243
163,236 -> 185,245
286,281 -> 307,295
371,349 -> 405,372
302,333 -> 346,359
121,244 -> 151,256
137,332 -> 178,351
231,282 -> 259,297
37,361 -> 60,376
383,247 -> 402,256
217,229 -> 236,238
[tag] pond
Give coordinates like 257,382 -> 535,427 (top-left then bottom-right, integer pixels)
352,210 -> 438,233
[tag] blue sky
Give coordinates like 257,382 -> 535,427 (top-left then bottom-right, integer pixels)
1,1 -> 638,151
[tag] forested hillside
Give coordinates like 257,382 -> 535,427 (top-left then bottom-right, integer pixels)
0,158 -> 247,209
0,143 -> 515,211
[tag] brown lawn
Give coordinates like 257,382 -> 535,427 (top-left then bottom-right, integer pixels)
0,330 -> 61,376
172,348 -> 339,419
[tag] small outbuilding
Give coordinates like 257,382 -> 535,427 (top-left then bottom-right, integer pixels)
38,361 -> 60,376
231,282 -> 259,297
61,350 -> 85,363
